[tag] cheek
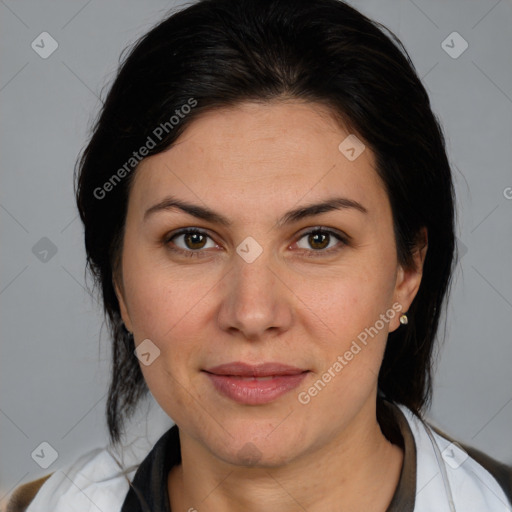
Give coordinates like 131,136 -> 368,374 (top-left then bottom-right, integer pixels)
122,241 -> 213,339
121,255 -> 223,397
292,260 -> 397,402
128,273 -> 205,416
294,275 -> 394,426
296,262 -> 397,342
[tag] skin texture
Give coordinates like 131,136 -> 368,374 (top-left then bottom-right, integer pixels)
114,100 -> 427,512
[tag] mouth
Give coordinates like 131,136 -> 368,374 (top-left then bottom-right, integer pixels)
202,362 -> 309,405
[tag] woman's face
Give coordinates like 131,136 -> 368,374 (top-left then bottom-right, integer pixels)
115,100 -> 424,466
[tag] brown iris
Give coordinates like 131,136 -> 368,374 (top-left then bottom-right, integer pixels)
184,232 -> 207,250
308,231 -> 330,250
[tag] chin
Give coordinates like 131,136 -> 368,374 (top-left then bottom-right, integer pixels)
205,419 -> 306,468
221,440 -> 299,468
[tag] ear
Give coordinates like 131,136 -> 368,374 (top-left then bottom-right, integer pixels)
389,227 -> 428,332
113,273 -> 133,333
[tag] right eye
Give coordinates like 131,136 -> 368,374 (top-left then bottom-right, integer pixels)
164,228 -> 220,257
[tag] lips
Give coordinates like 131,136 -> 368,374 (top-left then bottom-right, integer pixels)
204,362 -> 307,377
203,362 -> 309,405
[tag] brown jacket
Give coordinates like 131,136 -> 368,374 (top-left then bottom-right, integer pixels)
6,474 -> 53,512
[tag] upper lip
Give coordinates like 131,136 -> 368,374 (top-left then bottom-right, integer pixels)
203,362 -> 308,377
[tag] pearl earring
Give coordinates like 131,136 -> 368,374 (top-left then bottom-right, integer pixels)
399,313 -> 408,325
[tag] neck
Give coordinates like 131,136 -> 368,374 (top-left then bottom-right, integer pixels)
168,400 -> 403,512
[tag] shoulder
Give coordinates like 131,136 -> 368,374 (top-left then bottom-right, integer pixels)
430,422 -> 512,507
397,404 -> 512,511
5,444 -> 141,512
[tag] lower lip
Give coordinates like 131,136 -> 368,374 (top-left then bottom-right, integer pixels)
204,371 -> 309,405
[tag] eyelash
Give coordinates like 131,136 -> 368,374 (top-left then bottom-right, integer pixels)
163,227 -> 348,258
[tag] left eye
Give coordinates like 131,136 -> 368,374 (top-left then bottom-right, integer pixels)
295,229 -> 345,252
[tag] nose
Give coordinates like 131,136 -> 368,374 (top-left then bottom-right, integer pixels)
216,247 -> 294,341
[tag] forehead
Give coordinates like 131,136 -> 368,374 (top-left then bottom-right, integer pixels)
129,101 -> 387,222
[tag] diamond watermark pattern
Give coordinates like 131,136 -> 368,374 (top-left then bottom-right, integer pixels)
236,236 -> 263,263
441,32 -> 468,59
456,238 -> 468,262
31,32 -> 59,59
31,442 -> 59,469
441,442 -> 468,469
338,134 -> 365,161
237,442 -> 263,464
134,338 -> 161,366
32,237 -> 58,263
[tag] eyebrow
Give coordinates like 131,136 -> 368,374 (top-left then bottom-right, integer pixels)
143,195 -> 367,227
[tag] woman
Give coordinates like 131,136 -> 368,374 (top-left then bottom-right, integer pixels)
7,0 -> 512,510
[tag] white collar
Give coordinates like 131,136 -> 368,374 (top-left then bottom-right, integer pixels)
398,404 -> 511,511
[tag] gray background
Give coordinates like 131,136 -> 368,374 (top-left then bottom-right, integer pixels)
1,0 -> 511,505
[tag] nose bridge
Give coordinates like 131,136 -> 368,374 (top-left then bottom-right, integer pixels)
235,243 -> 274,296
217,237 -> 292,338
